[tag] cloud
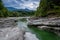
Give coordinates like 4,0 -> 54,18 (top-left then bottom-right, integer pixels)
2,0 -> 40,10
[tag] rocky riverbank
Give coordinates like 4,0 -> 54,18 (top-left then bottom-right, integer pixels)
0,18 -> 24,40
0,17 -> 60,40
28,17 -> 60,36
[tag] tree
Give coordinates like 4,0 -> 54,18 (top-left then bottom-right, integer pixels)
35,0 -> 49,17
35,0 -> 60,17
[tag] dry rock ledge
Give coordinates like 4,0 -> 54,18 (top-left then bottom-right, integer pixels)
0,18 -> 24,40
28,17 -> 60,35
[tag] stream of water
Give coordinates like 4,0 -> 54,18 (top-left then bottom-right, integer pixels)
17,18 -> 60,40
17,19 -> 39,40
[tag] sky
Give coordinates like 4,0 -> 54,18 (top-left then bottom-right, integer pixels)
2,0 -> 40,10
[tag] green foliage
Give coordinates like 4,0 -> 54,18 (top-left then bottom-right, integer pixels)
0,0 -> 4,10
35,0 -> 60,17
0,0 -> 9,17
17,11 -> 35,16
0,0 -> 35,17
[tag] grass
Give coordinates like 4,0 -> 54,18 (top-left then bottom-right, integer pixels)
28,26 -> 60,40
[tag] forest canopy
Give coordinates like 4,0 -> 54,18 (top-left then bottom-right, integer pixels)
0,0 -> 35,17
0,0 -> 60,17
35,0 -> 60,17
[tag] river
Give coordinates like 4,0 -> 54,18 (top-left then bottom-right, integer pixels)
17,18 -> 60,40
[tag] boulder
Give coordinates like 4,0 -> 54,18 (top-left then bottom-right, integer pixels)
0,27 -> 24,40
0,18 -> 24,40
24,32 -> 39,40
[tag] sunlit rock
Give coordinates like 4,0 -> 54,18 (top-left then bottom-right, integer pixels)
24,32 -> 39,40
0,18 -> 24,40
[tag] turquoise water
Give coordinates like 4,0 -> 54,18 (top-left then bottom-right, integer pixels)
18,18 -> 60,40
28,26 -> 60,40
17,20 -> 39,40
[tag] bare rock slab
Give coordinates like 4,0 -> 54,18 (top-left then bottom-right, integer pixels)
0,27 -> 24,40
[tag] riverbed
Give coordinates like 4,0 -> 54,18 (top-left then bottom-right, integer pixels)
17,18 -> 60,40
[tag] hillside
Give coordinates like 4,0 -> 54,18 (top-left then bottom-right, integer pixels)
0,0 -> 35,17
35,0 -> 60,17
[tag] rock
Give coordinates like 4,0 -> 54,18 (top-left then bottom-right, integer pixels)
0,18 -> 17,28
28,17 -> 60,26
28,17 -> 60,35
24,32 -> 39,40
0,27 -> 24,40
38,25 -> 60,36
0,18 -> 24,40
38,26 -> 48,29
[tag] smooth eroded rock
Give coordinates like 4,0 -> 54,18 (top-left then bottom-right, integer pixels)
0,27 -> 24,40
